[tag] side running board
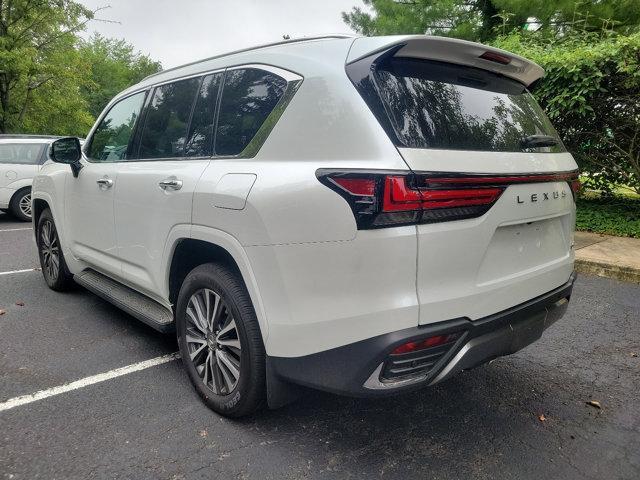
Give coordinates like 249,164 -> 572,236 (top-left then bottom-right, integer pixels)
74,270 -> 174,332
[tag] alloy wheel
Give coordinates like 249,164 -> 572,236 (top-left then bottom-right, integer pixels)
40,220 -> 60,282
19,193 -> 32,219
185,288 -> 242,395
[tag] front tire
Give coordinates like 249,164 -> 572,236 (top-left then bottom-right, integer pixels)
37,209 -> 74,291
176,263 -> 266,417
10,188 -> 32,222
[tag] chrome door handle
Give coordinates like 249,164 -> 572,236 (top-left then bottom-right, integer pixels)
159,179 -> 183,191
96,178 -> 113,188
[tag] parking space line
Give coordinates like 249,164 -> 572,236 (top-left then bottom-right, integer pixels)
0,228 -> 32,232
0,268 -> 38,276
0,352 -> 180,413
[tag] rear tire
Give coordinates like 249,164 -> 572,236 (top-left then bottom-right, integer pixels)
9,188 -> 32,222
176,263 -> 266,417
36,208 -> 74,291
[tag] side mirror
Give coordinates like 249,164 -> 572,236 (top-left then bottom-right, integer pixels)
51,137 -> 83,177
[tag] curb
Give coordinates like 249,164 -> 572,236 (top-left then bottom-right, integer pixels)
575,258 -> 640,284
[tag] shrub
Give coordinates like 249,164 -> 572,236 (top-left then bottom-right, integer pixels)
576,195 -> 640,238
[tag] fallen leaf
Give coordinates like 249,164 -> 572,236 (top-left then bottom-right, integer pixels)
15,301 -> 25,306
538,414 -> 547,422
0,309 -> 5,315
586,400 -> 602,409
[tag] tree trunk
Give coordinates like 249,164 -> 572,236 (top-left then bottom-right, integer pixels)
477,0 -> 500,41
0,75 -> 8,133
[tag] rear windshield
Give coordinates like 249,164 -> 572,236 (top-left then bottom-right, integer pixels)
352,57 -> 564,153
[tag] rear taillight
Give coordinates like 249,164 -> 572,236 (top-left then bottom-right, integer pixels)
318,169 -> 579,229
391,333 -> 460,355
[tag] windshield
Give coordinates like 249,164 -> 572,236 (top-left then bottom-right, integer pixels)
352,56 -> 564,153
0,143 -> 46,164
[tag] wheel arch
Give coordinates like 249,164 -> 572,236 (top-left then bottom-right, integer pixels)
166,226 -> 269,342
31,197 -> 49,228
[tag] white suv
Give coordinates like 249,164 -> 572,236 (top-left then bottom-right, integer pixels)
32,35 -> 578,417
0,135 -> 62,221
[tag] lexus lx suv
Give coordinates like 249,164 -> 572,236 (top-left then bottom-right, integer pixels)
32,35 -> 578,417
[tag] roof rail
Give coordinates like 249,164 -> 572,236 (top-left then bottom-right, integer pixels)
141,34 -> 358,83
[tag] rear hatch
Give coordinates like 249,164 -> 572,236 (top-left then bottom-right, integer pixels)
346,36 -> 577,324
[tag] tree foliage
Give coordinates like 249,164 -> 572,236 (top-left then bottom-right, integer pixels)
343,0 -> 640,41
79,34 -> 161,118
0,1 -> 162,136
0,0 -> 95,134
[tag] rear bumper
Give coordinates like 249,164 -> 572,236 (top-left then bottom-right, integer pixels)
269,272 -> 576,397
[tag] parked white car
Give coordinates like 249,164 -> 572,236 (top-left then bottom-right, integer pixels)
0,135 -> 63,221
32,35 -> 579,417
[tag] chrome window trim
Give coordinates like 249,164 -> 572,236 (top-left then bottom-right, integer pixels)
84,64 -> 303,164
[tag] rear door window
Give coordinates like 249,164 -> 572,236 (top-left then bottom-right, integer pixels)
0,143 -> 45,164
88,91 -> 146,161
138,77 -> 200,159
184,73 -> 223,157
215,68 -> 288,156
352,57 -> 564,152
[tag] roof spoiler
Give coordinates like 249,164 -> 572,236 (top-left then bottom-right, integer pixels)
347,35 -> 544,87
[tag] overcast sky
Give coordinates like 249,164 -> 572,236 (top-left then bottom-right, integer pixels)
79,0 -> 367,69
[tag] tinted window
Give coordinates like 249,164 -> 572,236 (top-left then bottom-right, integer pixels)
88,92 -> 146,161
139,78 -> 200,159
355,57 -> 563,152
0,143 -> 45,164
215,68 -> 287,156
184,73 -> 223,157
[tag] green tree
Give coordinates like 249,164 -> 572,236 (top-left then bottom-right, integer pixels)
343,0 -> 640,41
0,0 -> 95,134
79,34 -> 161,118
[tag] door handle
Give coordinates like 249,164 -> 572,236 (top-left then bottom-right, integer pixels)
159,178 -> 183,191
96,178 -> 113,189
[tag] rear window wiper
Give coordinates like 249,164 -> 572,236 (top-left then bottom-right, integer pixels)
520,135 -> 558,149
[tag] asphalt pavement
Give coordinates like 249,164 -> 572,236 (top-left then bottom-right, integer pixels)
0,211 -> 639,479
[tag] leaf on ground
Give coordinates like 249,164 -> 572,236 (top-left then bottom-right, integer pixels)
586,400 -> 602,409
538,414 -> 547,422
15,301 -> 25,306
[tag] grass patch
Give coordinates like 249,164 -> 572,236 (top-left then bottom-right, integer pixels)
576,195 -> 640,238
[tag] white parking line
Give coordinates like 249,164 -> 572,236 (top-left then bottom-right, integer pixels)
0,227 -> 32,232
0,268 -> 37,276
0,352 -> 180,413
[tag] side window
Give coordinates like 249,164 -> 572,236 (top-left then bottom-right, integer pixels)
185,73 -> 223,157
88,92 -> 146,162
138,78 -> 200,159
215,68 -> 288,156
0,143 -> 45,165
